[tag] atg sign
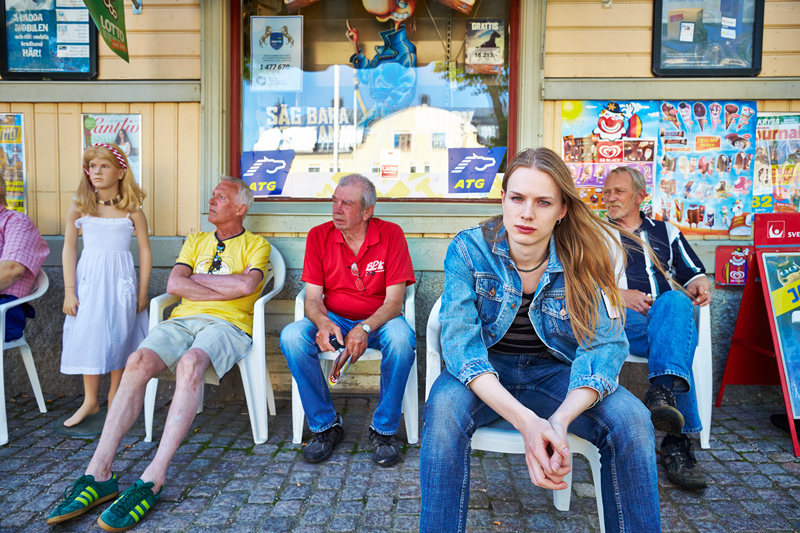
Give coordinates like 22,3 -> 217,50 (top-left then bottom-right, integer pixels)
448,147 -> 507,193
241,150 -> 295,197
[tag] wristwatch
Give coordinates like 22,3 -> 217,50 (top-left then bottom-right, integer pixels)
359,323 -> 372,335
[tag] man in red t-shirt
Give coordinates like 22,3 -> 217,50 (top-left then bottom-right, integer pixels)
281,174 -> 416,467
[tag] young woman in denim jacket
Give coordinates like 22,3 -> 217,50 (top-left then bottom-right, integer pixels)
420,148 -> 660,533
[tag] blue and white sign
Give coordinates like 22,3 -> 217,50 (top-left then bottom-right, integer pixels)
3,0 -> 92,74
250,16 -> 302,92
448,147 -> 507,193
241,150 -> 295,197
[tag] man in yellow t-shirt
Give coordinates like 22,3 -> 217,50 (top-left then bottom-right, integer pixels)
47,177 -> 271,531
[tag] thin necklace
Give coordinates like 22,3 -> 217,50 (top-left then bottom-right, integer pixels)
97,193 -> 122,206
517,252 -> 549,273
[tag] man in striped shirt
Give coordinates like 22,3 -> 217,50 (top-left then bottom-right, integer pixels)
604,166 -> 710,491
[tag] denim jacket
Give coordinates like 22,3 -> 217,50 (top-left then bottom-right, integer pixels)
440,225 -> 629,405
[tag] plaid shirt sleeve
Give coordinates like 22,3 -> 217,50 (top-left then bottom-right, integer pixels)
0,210 -> 49,298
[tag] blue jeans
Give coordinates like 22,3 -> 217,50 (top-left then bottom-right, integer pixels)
280,312 -> 416,435
420,353 -> 659,533
624,290 -> 701,434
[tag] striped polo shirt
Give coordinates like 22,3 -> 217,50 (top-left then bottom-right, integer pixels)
617,212 -> 706,297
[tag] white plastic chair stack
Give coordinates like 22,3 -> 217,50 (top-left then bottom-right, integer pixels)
143,244 -> 285,445
0,270 -> 49,446
291,284 -> 419,445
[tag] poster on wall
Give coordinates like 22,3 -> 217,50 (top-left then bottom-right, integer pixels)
0,0 -> 97,80
81,114 -> 142,186
465,19 -> 504,75
241,150 -> 294,197
653,100 -> 756,236
250,16 -> 302,92
762,252 -> 800,416
0,113 -> 26,214
560,100 -> 660,218
754,114 -> 800,214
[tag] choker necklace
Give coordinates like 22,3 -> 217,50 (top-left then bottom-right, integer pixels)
517,252 -> 549,273
97,194 -> 122,206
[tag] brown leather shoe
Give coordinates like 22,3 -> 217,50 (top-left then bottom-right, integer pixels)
645,384 -> 685,436
661,435 -> 708,490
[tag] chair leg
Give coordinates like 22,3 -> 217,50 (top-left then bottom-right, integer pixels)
402,357 -> 419,444
237,353 -> 268,445
197,384 -> 204,415
265,361 -> 276,417
144,378 -> 158,443
291,377 -> 305,444
694,345 -> 713,449
0,347 -> 8,446
17,340 -> 46,414
561,434 -> 605,533
553,468 -> 573,512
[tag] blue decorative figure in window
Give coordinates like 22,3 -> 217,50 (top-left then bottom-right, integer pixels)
346,0 -> 417,124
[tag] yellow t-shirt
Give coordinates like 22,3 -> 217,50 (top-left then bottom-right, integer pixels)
170,230 -> 271,335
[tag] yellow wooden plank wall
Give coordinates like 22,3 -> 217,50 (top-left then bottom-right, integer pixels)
0,102 -> 201,236
0,0 -> 200,81
545,0 -> 800,78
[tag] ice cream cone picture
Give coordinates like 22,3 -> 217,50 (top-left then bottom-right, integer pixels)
725,103 -> 739,130
737,106 -> 754,130
694,102 -> 707,132
661,103 -> 681,129
678,102 -> 693,129
709,103 -> 722,131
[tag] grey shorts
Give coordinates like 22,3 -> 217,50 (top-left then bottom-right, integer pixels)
138,314 -> 252,385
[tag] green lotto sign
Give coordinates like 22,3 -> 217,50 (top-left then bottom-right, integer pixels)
83,0 -> 129,63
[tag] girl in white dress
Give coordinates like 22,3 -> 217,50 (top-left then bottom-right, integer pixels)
61,142 -> 151,427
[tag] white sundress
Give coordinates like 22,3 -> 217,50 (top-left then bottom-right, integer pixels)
61,215 -> 148,375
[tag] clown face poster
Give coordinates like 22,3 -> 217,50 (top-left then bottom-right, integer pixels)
561,101 -> 660,217
251,16 -> 303,92
653,100 -> 756,236
754,114 -> 800,214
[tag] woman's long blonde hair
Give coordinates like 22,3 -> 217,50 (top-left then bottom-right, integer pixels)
482,147 -> 636,347
75,143 -> 145,215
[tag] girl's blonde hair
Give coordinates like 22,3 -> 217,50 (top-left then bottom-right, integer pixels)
482,147 -> 636,347
76,143 -> 145,215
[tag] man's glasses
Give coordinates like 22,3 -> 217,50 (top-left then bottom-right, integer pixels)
350,263 -> 366,291
208,240 -> 226,274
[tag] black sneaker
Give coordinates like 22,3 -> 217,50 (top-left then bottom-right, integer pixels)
302,415 -> 344,463
644,384 -> 685,436
661,435 -> 707,490
369,428 -> 401,467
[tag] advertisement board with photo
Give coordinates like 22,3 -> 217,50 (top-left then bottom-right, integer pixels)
81,114 -> 142,187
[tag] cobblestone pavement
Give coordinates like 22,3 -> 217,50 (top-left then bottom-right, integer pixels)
0,393 -> 797,532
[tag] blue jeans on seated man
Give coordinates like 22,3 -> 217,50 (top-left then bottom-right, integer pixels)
1,295 -> 34,342
280,312 -> 416,435
624,290 -> 701,434
420,353 -> 660,533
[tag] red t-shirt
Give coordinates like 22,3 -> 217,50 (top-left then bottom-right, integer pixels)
302,218 -> 416,321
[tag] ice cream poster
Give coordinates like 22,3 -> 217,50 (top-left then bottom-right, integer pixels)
0,114 -> 27,214
561,101 -> 659,217
653,100 -> 757,236
762,252 -> 800,416
714,245 -> 750,286
754,114 -> 800,214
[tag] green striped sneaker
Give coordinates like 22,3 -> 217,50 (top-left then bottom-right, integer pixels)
97,479 -> 162,532
45,474 -> 119,525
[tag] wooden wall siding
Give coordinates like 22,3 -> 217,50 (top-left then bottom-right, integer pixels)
0,102 -> 201,237
545,0 -> 800,78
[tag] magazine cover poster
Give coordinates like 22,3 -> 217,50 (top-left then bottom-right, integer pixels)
561,100 -> 660,217
0,113 -> 26,214
251,16 -> 303,92
762,252 -> 800,416
81,114 -> 142,187
755,114 -> 800,214
653,100 -> 757,236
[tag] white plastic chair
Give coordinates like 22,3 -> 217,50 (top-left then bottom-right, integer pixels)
426,296 -> 607,531
0,270 -> 49,446
625,304 -> 712,449
143,244 -> 285,445
291,284 -> 419,445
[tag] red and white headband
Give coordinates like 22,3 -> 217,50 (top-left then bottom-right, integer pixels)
83,143 -> 127,176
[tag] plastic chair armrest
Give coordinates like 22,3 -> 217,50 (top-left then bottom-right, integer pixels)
149,294 -> 181,331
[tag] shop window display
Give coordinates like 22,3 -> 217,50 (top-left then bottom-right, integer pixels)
239,0 -> 513,199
